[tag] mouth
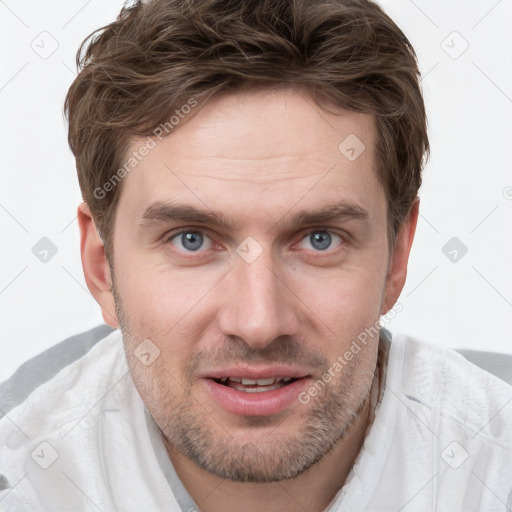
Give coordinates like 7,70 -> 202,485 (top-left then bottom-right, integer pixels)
201,368 -> 311,416
213,376 -> 297,393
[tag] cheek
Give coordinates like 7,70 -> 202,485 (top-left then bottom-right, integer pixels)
290,265 -> 386,359
297,265 -> 385,320
116,256 -> 213,328
115,264 -> 217,366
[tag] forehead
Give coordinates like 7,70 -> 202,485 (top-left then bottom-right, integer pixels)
116,88 -> 383,229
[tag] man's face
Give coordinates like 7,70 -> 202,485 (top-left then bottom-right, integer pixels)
109,88 -> 391,482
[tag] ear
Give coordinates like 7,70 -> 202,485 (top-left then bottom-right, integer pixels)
77,202 -> 120,328
381,198 -> 419,315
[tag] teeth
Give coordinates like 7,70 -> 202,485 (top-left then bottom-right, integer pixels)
239,377 -> 278,386
238,383 -> 282,392
255,378 -> 276,386
221,377 -> 294,385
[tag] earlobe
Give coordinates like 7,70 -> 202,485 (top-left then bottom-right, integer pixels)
381,198 -> 420,315
77,202 -> 120,328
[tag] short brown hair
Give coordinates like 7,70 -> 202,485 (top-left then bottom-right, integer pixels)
65,0 -> 429,258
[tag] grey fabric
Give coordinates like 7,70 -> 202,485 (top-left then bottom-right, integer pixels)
0,474 -> 10,491
0,324 -> 115,420
456,348 -> 512,385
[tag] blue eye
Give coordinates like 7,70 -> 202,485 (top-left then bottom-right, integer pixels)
298,231 -> 343,252
166,229 -> 343,257
169,231 -> 212,252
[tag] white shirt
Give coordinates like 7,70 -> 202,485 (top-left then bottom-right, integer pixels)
1,329 -> 511,511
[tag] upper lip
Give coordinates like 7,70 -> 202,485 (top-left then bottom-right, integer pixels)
201,365 -> 311,380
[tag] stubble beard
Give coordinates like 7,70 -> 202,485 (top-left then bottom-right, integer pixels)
112,278 -> 376,483
158,374 -> 373,483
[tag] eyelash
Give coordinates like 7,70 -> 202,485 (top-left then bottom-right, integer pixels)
163,228 -> 346,260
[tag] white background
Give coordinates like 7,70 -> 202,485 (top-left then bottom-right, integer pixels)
0,0 -> 511,382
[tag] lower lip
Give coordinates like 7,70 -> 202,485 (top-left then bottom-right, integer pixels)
202,378 -> 310,416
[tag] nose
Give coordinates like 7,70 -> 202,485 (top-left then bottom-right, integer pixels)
218,245 -> 299,350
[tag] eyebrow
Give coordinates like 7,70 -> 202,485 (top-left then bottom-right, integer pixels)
139,200 -> 369,231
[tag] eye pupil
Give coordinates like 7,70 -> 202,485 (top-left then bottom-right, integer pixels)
310,231 -> 332,251
182,232 -> 203,251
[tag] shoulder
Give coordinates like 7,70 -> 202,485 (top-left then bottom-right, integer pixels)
340,333 -> 512,511
0,327 -> 128,457
0,328 -> 172,510
0,324 -> 116,420
390,332 -> 512,445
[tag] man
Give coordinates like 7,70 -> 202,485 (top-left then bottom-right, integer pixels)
1,0 -> 511,510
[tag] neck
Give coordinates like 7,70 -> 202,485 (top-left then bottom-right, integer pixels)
163,336 -> 390,512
